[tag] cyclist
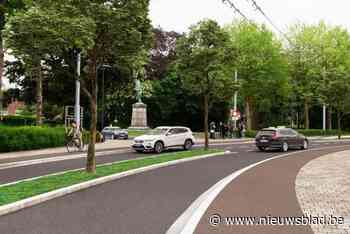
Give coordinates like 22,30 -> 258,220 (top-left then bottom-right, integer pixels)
66,120 -> 83,150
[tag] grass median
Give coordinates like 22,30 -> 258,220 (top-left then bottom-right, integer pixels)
0,148 -> 223,206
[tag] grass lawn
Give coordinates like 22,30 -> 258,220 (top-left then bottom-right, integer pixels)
0,148 -> 223,206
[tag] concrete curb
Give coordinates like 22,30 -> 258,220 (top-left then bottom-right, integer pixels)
0,151 -> 227,217
166,145 -> 350,234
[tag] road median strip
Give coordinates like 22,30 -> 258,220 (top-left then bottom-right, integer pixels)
0,149 -> 225,216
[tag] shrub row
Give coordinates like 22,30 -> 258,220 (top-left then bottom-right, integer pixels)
244,129 -> 347,138
297,129 -> 347,137
0,126 -> 66,152
0,115 -> 36,126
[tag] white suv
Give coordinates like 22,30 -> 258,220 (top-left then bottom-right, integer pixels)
132,127 -> 195,153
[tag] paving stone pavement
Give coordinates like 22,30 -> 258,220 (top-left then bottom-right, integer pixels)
296,150 -> 350,234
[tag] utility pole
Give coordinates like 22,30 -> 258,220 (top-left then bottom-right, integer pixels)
322,66 -> 326,131
233,70 -> 238,129
75,52 -> 81,130
323,104 -> 326,131
101,68 -> 105,130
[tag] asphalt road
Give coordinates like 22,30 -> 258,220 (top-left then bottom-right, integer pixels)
0,141 -> 349,234
0,142 -> 249,185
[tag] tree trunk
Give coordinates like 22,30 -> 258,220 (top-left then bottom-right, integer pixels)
35,64 -> 43,126
327,108 -> 332,130
304,100 -> 310,129
86,53 -> 98,174
245,96 -> 253,130
337,112 -> 342,140
203,94 -> 209,150
0,31 -> 4,116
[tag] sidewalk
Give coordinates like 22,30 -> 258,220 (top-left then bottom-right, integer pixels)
0,138 -> 253,160
195,146 -> 350,234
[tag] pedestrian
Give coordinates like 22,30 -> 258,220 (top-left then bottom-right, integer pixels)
238,120 -> 243,138
229,124 -> 234,138
223,123 -> 229,139
210,121 -> 216,139
241,122 -> 246,138
219,122 -> 223,138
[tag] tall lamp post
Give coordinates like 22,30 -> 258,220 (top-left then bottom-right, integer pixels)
97,64 -> 112,130
233,70 -> 238,129
75,51 -> 81,130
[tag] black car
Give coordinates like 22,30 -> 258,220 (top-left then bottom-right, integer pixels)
101,127 -> 129,140
255,127 -> 308,152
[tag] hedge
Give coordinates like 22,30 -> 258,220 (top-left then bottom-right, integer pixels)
0,126 -> 105,153
0,115 -> 36,126
0,126 -> 66,152
244,129 -> 348,138
297,129 -> 349,137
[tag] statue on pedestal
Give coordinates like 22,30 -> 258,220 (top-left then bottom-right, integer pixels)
134,78 -> 143,104
129,70 -> 148,129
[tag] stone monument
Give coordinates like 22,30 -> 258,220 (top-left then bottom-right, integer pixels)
129,78 -> 149,130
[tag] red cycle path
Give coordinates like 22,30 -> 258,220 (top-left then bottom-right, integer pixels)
196,146 -> 350,234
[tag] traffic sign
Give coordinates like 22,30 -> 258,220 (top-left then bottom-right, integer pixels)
230,109 -> 241,121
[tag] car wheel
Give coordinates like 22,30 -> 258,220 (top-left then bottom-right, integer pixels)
281,142 -> 289,152
258,146 -> 266,152
154,141 -> 164,154
184,140 -> 193,151
301,140 -> 308,150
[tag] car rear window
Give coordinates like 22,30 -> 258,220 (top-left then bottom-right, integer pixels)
257,130 -> 275,136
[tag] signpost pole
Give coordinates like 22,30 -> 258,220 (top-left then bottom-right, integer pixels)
233,70 -> 238,129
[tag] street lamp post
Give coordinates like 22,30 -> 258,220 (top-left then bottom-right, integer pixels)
75,52 -> 81,130
233,70 -> 238,129
97,64 -> 112,130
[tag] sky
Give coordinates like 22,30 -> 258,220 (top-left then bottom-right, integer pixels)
149,0 -> 350,33
3,0 -> 350,89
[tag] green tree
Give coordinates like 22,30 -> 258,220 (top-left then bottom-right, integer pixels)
0,0 -> 25,116
226,20 -> 290,130
31,0 -> 152,173
287,23 -> 323,129
287,22 -> 350,134
4,5 -> 94,125
176,19 -> 236,149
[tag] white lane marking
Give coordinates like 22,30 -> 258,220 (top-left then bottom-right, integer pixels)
0,141 -> 249,170
166,144 -> 350,234
0,149 -> 130,170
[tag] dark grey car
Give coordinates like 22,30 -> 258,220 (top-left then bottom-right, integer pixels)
255,127 -> 308,152
102,127 -> 128,140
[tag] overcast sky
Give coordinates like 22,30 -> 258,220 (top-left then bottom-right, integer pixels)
150,0 -> 350,33
3,0 -> 350,88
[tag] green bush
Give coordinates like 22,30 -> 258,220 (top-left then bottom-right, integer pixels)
0,126 -> 66,152
0,115 -> 36,126
244,130 -> 258,138
296,129 -> 348,137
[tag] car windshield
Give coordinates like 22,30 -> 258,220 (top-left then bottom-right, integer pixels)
146,128 -> 169,135
257,130 -> 275,136
104,127 -> 119,131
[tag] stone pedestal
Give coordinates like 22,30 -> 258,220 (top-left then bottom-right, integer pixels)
129,102 -> 149,130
